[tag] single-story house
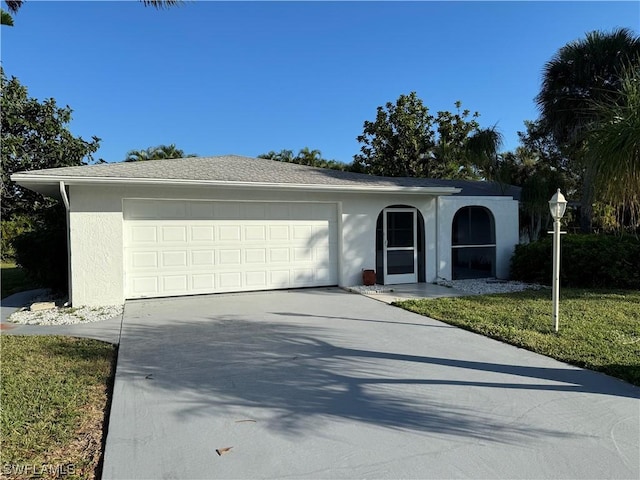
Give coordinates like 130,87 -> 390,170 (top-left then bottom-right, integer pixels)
12,155 -> 520,306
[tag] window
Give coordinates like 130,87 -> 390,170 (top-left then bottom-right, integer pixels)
452,206 -> 496,279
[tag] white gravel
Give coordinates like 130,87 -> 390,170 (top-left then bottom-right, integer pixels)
8,304 -> 124,325
434,278 -> 544,295
348,278 -> 543,296
8,278 -> 539,325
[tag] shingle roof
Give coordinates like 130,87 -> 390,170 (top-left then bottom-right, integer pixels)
13,155 -> 520,198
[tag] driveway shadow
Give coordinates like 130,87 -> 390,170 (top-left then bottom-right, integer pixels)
114,312 -> 627,443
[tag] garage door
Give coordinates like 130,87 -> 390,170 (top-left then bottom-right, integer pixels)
123,200 -> 339,299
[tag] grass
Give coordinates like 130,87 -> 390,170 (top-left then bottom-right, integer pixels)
0,336 -> 117,480
1,261 -> 40,299
397,288 -> 640,386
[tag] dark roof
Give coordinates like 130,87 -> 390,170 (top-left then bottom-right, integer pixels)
13,155 -> 520,198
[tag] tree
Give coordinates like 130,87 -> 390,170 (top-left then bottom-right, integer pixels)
124,144 -> 195,162
1,0 -> 182,26
431,103 -> 485,179
583,56 -> 640,230
1,70 -> 100,285
258,148 -> 348,171
1,68 -> 101,219
353,92 -> 436,177
353,93 -> 501,179
536,28 -> 640,232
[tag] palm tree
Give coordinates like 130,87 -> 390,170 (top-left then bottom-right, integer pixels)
124,144 -> 195,162
583,56 -> 640,230
1,0 -> 182,26
536,28 -> 640,232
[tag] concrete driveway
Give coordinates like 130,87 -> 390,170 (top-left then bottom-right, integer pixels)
102,288 -> 639,479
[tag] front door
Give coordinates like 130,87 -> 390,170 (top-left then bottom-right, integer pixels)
383,208 -> 418,284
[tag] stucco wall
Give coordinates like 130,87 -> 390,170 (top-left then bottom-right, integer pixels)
67,183 -> 517,306
437,196 -> 519,280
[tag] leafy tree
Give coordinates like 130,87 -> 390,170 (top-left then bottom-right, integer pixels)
353,93 -> 501,179
1,68 -> 101,219
431,104 -> 485,179
1,69 -> 100,287
1,0 -> 182,26
259,148 -> 348,171
536,28 -> 640,232
353,92 -> 436,177
124,144 -> 195,162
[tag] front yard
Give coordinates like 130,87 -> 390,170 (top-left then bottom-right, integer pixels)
0,336 -> 116,480
398,288 -> 640,386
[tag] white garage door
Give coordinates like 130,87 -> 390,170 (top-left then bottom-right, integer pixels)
123,199 -> 339,299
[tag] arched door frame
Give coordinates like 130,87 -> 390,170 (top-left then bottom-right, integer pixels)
376,205 -> 426,285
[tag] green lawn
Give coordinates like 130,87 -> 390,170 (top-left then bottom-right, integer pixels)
0,336 -> 116,480
397,288 -> 640,386
1,261 -> 40,299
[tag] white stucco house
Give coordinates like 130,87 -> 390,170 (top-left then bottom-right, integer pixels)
12,155 -> 520,306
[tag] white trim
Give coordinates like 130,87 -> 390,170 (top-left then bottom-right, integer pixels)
383,207 -> 418,285
12,174 -> 461,196
59,181 -> 72,305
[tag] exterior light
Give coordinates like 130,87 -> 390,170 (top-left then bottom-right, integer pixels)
548,189 -> 567,333
549,189 -> 567,221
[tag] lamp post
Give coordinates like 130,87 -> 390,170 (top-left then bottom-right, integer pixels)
549,189 -> 567,333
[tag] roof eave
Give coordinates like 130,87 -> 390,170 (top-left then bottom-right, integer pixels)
11,174 -> 462,196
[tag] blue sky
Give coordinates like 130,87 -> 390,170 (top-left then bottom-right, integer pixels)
2,1 -> 638,164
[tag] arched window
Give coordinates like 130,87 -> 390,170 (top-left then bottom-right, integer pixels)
452,206 -> 496,279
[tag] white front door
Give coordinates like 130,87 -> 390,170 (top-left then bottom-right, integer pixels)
383,208 -> 418,285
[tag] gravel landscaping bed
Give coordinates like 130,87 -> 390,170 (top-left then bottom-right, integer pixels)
8,291 -> 124,326
435,278 -> 544,295
348,278 -> 543,296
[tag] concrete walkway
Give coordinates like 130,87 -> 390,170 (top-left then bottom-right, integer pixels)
102,288 -> 639,479
355,282 -> 467,304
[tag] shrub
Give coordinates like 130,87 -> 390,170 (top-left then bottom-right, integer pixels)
1,215 -> 35,261
511,234 -> 640,289
12,207 -> 68,292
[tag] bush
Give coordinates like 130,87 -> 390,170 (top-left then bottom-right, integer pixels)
13,207 -> 68,292
511,234 -> 640,289
1,215 -> 35,261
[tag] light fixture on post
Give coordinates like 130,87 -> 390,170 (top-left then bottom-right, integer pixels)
548,189 -> 567,333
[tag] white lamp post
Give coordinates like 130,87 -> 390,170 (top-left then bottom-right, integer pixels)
549,189 -> 567,333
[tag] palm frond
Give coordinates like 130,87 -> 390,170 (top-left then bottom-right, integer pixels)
4,0 -> 23,14
141,0 -> 183,9
1,9 -> 14,26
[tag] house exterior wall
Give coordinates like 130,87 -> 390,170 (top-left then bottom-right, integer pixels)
436,196 -> 519,280
67,184 -> 518,306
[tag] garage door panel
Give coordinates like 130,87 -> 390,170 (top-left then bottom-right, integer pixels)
269,248 -> 289,262
124,200 -> 338,299
131,252 -> 158,269
163,275 -> 188,292
246,271 -> 267,287
162,226 -> 187,243
130,225 -> 157,243
162,251 -> 187,267
191,250 -> 215,266
245,249 -> 266,263
191,226 -> 215,242
219,272 -> 242,289
219,249 -> 241,265
219,225 -> 241,241
130,277 -> 158,295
